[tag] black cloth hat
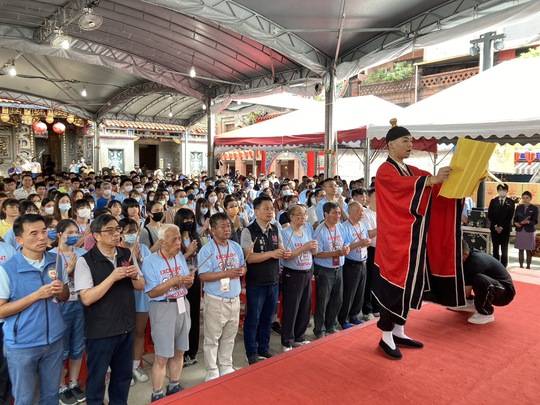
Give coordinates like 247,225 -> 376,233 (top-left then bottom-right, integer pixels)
385,125 -> 410,143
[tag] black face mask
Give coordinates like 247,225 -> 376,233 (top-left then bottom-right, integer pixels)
179,221 -> 194,232
151,212 -> 164,222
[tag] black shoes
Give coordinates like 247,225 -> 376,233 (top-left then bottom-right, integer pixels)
166,384 -> 183,396
378,339 -> 402,360
247,355 -> 259,365
257,352 -> 273,360
392,335 -> 424,348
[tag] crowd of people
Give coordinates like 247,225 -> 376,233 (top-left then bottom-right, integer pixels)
0,160 -> 526,404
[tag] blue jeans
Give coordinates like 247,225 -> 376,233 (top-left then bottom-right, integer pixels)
243,284 -> 278,357
5,338 -> 63,405
61,300 -> 85,360
86,332 -> 133,405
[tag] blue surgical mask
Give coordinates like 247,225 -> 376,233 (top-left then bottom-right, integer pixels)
66,235 -> 81,246
124,233 -> 138,245
179,197 -> 188,205
47,229 -> 57,240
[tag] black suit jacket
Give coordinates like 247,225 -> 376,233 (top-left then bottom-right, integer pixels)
487,197 -> 515,235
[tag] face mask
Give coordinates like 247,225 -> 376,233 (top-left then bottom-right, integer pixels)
179,221 -> 194,232
66,234 -> 81,246
59,203 -> 71,212
103,189 -> 112,197
498,190 -> 507,198
152,212 -> 164,222
124,185 -> 133,192
78,208 -> 91,218
44,206 -> 54,215
135,187 -> 144,193
178,197 -> 188,206
200,208 -> 209,215
123,233 -> 137,245
193,188 -> 199,195
47,229 -> 57,240
209,196 -> 218,204
282,190 -> 293,196
338,187 -> 343,195
159,200 -> 167,206
134,197 -> 142,203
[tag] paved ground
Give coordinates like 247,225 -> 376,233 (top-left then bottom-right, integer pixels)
120,246 -> 538,404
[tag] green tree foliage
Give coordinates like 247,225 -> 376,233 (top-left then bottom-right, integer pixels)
364,62 -> 414,84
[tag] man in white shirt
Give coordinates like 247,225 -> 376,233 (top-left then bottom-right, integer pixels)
13,174 -> 36,200
361,188 -> 379,320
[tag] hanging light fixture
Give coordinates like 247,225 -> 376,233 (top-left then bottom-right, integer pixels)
51,29 -> 72,50
7,61 -> 16,77
202,103 -> 207,111
81,88 -> 87,97
168,108 -> 173,118
0,108 -> 9,123
189,54 -> 196,78
45,110 -> 54,124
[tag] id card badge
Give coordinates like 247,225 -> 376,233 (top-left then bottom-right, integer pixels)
332,256 -> 340,267
176,297 -> 186,314
220,277 -> 231,292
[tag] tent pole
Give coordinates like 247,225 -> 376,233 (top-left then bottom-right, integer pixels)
206,98 -> 216,178
364,138 -> 370,184
324,69 -> 337,178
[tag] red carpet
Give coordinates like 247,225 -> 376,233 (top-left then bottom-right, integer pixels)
161,281 -> 540,405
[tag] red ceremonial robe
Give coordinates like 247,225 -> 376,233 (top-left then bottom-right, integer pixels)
373,157 -> 466,322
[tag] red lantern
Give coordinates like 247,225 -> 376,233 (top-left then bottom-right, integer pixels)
32,121 -> 47,135
52,122 -> 66,135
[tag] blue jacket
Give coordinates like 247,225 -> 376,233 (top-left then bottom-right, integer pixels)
2,251 -> 65,349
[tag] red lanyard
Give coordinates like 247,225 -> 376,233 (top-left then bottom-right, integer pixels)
325,224 -> 338,249
349,220 -> 363,242
214,240 -> 230,271
160,250 -> 178,278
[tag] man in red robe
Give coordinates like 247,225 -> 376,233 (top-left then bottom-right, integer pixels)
374,125 -> 466,360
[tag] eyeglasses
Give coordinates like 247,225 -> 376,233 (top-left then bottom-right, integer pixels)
98,226 -> 123,234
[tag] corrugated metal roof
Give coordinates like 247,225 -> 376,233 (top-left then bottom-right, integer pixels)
103,119 -> 207,134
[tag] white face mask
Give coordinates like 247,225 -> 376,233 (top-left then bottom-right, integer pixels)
209,196 -> 218,204
44,205 -> 54,215
124,185 -> 133,192
78,208 -> 91,218
103,189 -> 112,197
200,207 -> 209,215
59,203 -> 71,212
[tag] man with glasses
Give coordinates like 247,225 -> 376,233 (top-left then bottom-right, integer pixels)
74,214 -> 144,405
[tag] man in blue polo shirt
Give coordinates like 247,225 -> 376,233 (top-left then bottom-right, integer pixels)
0,214 -> 69,405
198,213 -> 245,382
339,202 -> 371,329
316,178 -> 348,222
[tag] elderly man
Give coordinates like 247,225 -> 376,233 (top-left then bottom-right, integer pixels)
338,201 -> 371,329
142,224 -> 194,402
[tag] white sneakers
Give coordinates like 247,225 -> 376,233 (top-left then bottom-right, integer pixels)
132,367 -> 149,383
205,369 -> 220,382
282,346 -> 293,352
468,311 -> 495,325
220,367 -> 235,376
449,299 -> 476,313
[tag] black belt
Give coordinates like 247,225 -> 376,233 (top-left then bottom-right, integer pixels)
156,298 -> 177,302
345,258 -> 367,265
283,267 -> 312,273
315,264 -> 341,271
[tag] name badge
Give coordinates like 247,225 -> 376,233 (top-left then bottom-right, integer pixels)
177,297 -> 186,314
220,277 -> 230,292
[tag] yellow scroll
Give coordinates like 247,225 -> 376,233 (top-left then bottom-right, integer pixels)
439,138 -> 496,199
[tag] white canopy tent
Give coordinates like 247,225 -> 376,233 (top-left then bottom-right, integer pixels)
215,95 -> 403,150
367,56 -> 540,141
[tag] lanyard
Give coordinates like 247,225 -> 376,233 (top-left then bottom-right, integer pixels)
349,220 -> 364,242
325,223 -> 338,249
214,240 -> 230,271
160,250 -> 178,278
